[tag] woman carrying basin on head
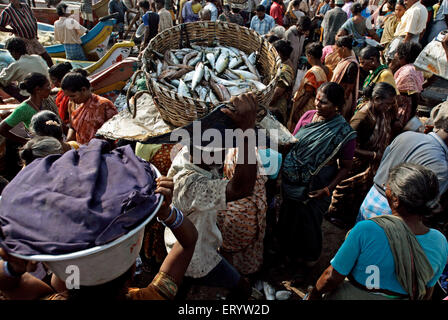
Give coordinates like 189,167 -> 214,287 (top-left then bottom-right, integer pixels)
0,173 -> 198,300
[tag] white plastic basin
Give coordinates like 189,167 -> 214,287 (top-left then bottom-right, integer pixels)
9,165 -> 163,286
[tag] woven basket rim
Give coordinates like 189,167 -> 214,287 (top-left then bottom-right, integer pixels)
144,21 -> 282,123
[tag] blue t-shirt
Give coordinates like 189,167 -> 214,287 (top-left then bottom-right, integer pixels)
361,8 -> 370,18
142,11 -> 159,40
331,220 -> 448,295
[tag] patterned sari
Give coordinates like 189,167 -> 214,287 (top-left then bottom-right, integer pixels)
394,63 -> 424,128
331,55 -> 359,120
327,102 -> 392,227
288,66 -> 328,131
362,64 -> 389,90
55,90 -> 70,125
217,149 -> 268,275
269,62 -> 295,125
324,49 -> 340,73
278,115 -> 356,261
380,14 -> 399,48
137,143 -> 182,269
70,94 -> 118,145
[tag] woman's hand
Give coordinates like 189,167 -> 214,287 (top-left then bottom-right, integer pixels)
222,92 -> 257,131
0,248 -> 37,275
442,33 -> 448,48
155,176 -> 174,221
442,33 -> 448,59
308,188 -> 329,199
305,286 -> 323,300
0,248 -> 54,300
291,91 -> 299,102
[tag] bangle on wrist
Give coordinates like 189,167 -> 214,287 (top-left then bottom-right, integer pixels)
3,261 -> 23,278
157,206 -> 184,230
324,186 -> 331,197
167,207 -> 184,230
157,206 -> 175,225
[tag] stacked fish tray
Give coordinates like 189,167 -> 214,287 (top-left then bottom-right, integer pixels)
142,21 -> 282,127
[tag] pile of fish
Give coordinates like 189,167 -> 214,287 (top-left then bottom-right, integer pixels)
0,30 -> 56,47
147,44 -> 267,104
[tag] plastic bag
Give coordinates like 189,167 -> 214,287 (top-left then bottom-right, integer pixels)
293,67 -> 307,95
415,30 -> 448,80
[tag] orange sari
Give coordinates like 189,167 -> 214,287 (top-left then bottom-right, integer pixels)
70,94 -> 118,145
331,55 -> 359,120
325,49 -> 341,73
288,66 -> 328,131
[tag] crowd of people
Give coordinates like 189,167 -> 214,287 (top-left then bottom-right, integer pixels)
0,0 -> 447,301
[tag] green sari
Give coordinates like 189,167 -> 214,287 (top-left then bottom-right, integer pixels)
278,114 -> 356,262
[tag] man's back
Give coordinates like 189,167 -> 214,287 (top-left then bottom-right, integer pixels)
204,2 -> 218,21
373,131 -> 448,197
143,11 -> 160,40
0,54 -> 48,87
325,7 -> 347,28
158,8 -> 173,32
322,7 -> 347,45
54,17 -> 86,44
285,25 -> 305,73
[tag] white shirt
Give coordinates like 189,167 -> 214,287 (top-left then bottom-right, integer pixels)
204,2 -> 218,21
394,1 -> 428,37
165,147 -> 228,278
158,7 -> 173,32
54,16 -> 87,44
0,54 -> 49,87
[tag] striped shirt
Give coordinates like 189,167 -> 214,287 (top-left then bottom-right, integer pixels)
0,3 -> 37,39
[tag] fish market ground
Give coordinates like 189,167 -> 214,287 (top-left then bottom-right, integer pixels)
132,218 -> 347,300
0,210 -> 345,301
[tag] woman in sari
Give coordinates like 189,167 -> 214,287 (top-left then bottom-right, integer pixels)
135,142 -> 183,271
340,3 -> 380,56
326,82 -> 397,228
0,73 -> 52,146
283,0 -> 304,28
49,62 -> 73,129
389,41 -> 424,132
307,163 -> 448,300
358,45 -> 397,104
375,0 -> 397,40
269,40 -> 295,125
278,82 -> 356,269
380,0 -> 406,49
61,72 -> 118,145
0,73 -> 53,180
49,64 -> 89,134
217,148 -> 268,277
330,35 -> 360,120
322,29 -> 348,72
287,42 -> 330,132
